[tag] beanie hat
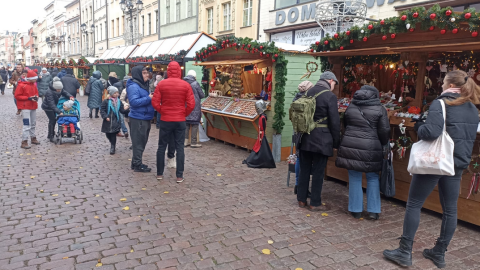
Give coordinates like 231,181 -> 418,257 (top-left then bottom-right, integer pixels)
26,70 -> 38,81
320,71 -> 339,85
187,70 -> 196,78
123,76 -> 131,82
108,86 -> 119,96
42,68 -> 47,72
52,77 -> 63,90
298,81 -> 314,93
63,100 -> 74,109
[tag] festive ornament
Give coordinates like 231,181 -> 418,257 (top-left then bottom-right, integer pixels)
272,59 -> 276,62
248,44 -> 251,48
324,40 -> 329,45
368,24 -> 373,30
430,13 -> 436,20
440,29 -> 446,35
450,17 -> 456,22
382,35 -> 387,40
340,46 -> 344,50
360,29 -> 365,33
413,12 -> 419,18
409,28 -> 415,32
310,49 -> 314,52
465,13 -> 472,19
406,23 -> 411,30
334,33 -> 339,38
315,41 -> 319,45
391,33 -> 396,39
346,30 -> 351,36
446,10 -> 452,16
401,15 -> 407,21
452,28 -> 458,34
260,46 -> 263,49
274,54 -> 278,58
380,20 -> 385,25
363,37 -> 368,42
429,26 -> 435,31
350,39 -> 354,44
473,31 -> 479,37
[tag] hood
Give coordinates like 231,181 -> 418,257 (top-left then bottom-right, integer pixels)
353,85 -> 379,101
109,76 -> 119,85
61,69 -> 66,72
183,75 -> 196,84
66,69 -> 73,75
92,71 -> 102,79
167,61 -> 182,79
131,65 -> 149,90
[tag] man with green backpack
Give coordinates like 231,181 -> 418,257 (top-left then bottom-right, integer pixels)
290,71 -> 341,211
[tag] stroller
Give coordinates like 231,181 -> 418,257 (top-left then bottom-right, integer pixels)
55,97 -> 83,145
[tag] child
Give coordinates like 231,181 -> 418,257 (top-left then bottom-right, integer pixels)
14,70 -> 40,149
20,70 -> 28,82
57,100 -> 80,137
100,86 -> 128,155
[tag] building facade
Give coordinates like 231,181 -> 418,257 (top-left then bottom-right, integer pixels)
159,0 -> 198,38
79,0 -> 95,56
66,0 -> 82,58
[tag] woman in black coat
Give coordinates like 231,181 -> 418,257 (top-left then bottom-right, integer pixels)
336,85 -> 390,220
42,77 -> 72,142
100,86 -> 128,155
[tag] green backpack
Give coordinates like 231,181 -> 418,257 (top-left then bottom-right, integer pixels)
289,89 -> 329,134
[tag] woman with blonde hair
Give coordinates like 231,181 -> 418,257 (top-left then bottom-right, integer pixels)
384,70 -> 480,268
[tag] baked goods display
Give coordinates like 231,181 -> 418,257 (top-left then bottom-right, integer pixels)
224,100 -> 260,118
201,97 -> 232,111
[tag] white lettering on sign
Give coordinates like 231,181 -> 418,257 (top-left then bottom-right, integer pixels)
295,27 -> 322,46
275,3 -> 316,26
271,31 -> 293,44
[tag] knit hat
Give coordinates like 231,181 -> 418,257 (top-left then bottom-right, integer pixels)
187,70 -> 196,78
52,77 -> 63,90
42,68 -> 47,72
108,86 -> 119,96
63,100 -> 74,109
320,71 -> 339,85
123,76 -> 131,82
26,70 -> 38,81
298,81 -> 313,93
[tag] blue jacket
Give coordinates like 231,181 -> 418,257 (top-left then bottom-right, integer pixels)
126,79 -> 154,120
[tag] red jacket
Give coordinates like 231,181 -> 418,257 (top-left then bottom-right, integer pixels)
152,62 -> 195,122
14,81 -> 39,110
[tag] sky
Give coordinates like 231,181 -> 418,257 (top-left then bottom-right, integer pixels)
0,0 -> 53,34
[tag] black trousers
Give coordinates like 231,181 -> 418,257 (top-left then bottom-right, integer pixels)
105,132 -> 117,145
297,150 -> 328,206
156,121 -> 186,178
44,110 -> 57,138
0,84 -> 5,93
130,118 -> 151,167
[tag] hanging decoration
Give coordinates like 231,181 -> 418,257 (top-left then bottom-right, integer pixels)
301,62 -> 319,79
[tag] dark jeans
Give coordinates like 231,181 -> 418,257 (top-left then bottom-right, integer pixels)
402,169 -> 463,246
44,110 -> 57,138
130,118 -> 151,167
105,132 -> 117,145
0,84 -> 5,93
156,120 -> 186,178
297,150 -> 328,206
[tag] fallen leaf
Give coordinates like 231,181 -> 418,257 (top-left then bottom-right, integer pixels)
262,249 -> 271,255
267,240 -> 274,244
52,194 -> 58,197
130,249 -> 134,253
207,174 -> 210,175
63,257 -> 69,259
7,165 -> 10,167
95,194 -> 99,197
25,184 -> 30,187
360,218 -> 364,220
26,153 -> 31,155
217,174 -> 222,176
5,152 -> 10,154
312,230 -> 316,233
295,268 -> 303,270
65,201 -> 70,205
20,154 -> 23,156
94,216 -> 99,219
164,191 -> 169,194
322,203 -> 326,206
141,188 -> 146,190
321,213 -> 328,217
120,198 -> 127,202
40,190 -> 44,192
128,159 -> 132,161
123,206 -> 130,210
95,263 -> 103,267
35,215 -> 42,218
306,214 -> 310,217
79,167 -> 83,169
30,176 -> 35,179
32,158 -> 35,160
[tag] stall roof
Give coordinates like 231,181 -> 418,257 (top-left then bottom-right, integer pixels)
99,45 -> 137,59
195,59 -> 269,66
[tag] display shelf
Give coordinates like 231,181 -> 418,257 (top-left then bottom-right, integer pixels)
223,99 -> 260,119
201,96 -> 232,112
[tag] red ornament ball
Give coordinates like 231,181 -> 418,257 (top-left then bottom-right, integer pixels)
324,40 -> 329,45
401,15 -> 407,21
346,30 -> 351,36
368,24 -> 373,30
452,28 -> 458,34
266,54 -> 270,57
334,33 -> 339,38
340,46 -> 344,50
350,39 -> 354,44
413,12 -> 419,18
315,41 -> 320,45
429,26 -> 435,31
446,10 -> 452,16
473,31 -> 479,37
465,13 -> 472,19
380,20 -> 385,25
310,49 -> 314,52
226,39 -> 229,43
382,35 -> 387,40
248,44 -> 251,48
363,37 -> 368,42
274,54 -> 278,58
391,33 -> 396,39
260,46 -> 263,49
272,59 -> 276,62
409,28 -> 415,32
430,13 -> 436,20
440,29 -> 446,35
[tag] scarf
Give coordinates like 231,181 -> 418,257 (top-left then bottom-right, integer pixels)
442,88 -> 461,95
107,97 -> 120,120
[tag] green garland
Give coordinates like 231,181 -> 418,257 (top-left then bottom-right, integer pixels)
310,4 -> 480,52
201,66 -> 210,97
195,35 -> 288,134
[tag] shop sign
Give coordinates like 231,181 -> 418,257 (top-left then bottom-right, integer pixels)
271,31 -> 293,44
275,3 -> 316,26
295,27 -> 322,46
366,0 -> 405,8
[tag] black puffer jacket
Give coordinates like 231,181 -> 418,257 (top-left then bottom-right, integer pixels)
417,93 -> 479,169
336,86 -> 390,172
41,88 -> 72,114
299,80 -> 341,156
61,74 -> 81,98
100,98 -> 127,133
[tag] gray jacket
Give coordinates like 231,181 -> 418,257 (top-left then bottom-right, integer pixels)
37,73 -> 52,97
184,75 -> 205,124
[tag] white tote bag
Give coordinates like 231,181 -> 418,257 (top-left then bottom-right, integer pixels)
407,100 -> 455,176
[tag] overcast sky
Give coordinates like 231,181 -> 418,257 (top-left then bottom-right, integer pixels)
0,0 -> 52,34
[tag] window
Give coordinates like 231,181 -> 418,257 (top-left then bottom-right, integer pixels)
77,40 -> 80,53
100,24 -> 102,40
122,16 -> 125,33
155,10 -> 159,33
96,26 -> 98,41
166,0 -> 170,24
187,0 -> 192,17
73,42 -> 75,54
77,22 -> 79,33
223,3 -> 231,30
111,19 -> 114,37
116,18 -> 119,37
148,13 -> 151,35
142,15 -> 145,34
243,0 -> 252,27
207,8 -> 213,34
176,0 -> 181,21
274,0 -> 310,11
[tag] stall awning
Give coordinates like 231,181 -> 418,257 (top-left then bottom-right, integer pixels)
99,45 -> 137,60
195,58 -> 270,66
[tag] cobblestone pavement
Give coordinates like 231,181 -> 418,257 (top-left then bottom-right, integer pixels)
1,90 -> 480,270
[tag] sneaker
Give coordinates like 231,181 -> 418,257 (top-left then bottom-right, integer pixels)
134,166 -> 152,173
131,163 -> 149,170
167,158 -> 176,168
191,144 -> 202,148
176,178 -> 184,183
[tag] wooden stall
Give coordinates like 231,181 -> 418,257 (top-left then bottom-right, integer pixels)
308,8 -> 480,226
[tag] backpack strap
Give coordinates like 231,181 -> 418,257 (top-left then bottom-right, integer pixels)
313,90 -> 330,128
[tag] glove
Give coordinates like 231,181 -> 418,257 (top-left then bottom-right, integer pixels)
414,121 -> 425,132
28,97 -> 34,101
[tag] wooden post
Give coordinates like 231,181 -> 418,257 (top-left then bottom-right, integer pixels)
328,57 -> 345,97
409,53 -> 429,107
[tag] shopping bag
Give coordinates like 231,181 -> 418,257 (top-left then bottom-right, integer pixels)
79,86 -> 84,96
380,144 -> 395,197
407,99 -> 455,176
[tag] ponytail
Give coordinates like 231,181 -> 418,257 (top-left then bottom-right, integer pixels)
444,70 -> 480,106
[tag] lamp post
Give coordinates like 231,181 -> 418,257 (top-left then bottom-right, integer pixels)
68,36 -> 71,56
119,0 -> 144,45
81,23 -> 89,56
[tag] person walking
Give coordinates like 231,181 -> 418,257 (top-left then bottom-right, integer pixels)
15,70 -> 40,149
115,76 -> 130,138
37,68 -> 52,100
0,67 -> 7,95
100,86 -> 128,155
57,69 -> 67,79
87,71 -> 104,118
297,71 -> 341,211
42,77 -> 73,142
51,68 -> 59,78
152,61 -> 195,183
384,70 -> 480,268
183,70 -> 205,148
61,69 -> 81,98
10,63 -> 24,115
127,66 -> 155,172
335,85 -> 390,220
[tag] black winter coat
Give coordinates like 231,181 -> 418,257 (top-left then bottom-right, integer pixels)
61,74 -> 81,98
100,98 -> 126,133
0,70 -> 7,84
299,80 -> 341,157
37,73 -> 52,97
335,87 -> 390,172
417,93 -> 479,169
113,81 -> 125,96
41,88 -> 72,114
184,75 -> 205,124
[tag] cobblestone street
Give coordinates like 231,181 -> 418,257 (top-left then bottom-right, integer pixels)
1,91 -> 480,270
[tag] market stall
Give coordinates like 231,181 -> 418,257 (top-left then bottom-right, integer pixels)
308,4 -> 480,226
195,36 -> 314,161
94,45 -> 137,80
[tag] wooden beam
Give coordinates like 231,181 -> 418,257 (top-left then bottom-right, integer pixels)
310,47 -> 394,57
202,112 -> 214,129
252,120 -> 259,133
221,116 -> 234,134
414,53 -> 429,107
225,117 -> 239,135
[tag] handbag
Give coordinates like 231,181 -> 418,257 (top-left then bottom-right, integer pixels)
407,99 -> 455,176
380,144 -> 395,197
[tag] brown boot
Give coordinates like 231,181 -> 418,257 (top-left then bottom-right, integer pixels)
31,137 -> 40,145
16,110 -> 21,115
307,204 -> 331,212
21,140 -> 31,149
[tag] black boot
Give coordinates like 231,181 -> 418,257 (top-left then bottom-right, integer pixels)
110,144 -> 115,155
294,185 -> 297,195
423,239 -> 448,268
48,124 -> 55,143
95,109 -> 99,118
89,110 -> 93,118
383,237 -> 413,267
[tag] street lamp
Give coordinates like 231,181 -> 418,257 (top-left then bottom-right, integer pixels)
119,0 -> 144,45
81,23 -> 90,56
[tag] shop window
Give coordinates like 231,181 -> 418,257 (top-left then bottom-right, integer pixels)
166,0 -> 171,24
223,3 -> 231,30
207,8 -> 213,34
187,0 -> 192,17
275,0 -> 311,9
176,0 -> 181,21
155,10 -> 159,32
148,13 -> 152,35
243,0 -> 252,27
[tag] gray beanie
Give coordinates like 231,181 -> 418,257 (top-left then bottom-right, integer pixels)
123,75 -> 131,82
107,86 -> 119,96
52,77 -> 63,90
320,71 -> 339,85
63,100 -> 74,109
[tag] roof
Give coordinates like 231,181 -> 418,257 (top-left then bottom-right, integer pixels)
65,0 -> 79,8
274,42 -> 309,53
98,45 -> 137,60
194,58 -> 270,66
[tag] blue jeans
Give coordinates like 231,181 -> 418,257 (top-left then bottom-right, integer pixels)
156,113 -> 161,128
295,157 -> 300,185
119,113 -> 128,134
348,170 -> 381,213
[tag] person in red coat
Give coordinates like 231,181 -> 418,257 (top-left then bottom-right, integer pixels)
152,61 -> 195,183
15,70 -> 40,149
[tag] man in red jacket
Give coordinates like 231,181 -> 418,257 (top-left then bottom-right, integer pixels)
15,70 -> 40,149
152,61 -> 195,183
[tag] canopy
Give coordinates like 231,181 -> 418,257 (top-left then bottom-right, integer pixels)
195,59 -> 270,66
99,45 -> 137,60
